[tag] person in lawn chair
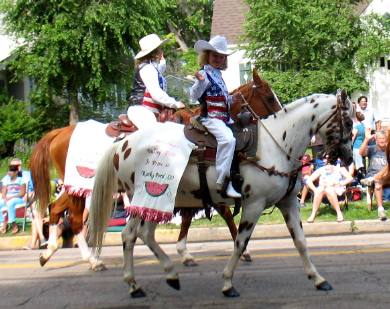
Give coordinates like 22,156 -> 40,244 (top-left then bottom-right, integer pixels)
0,164 -> 26,234
190,35 -> 243,198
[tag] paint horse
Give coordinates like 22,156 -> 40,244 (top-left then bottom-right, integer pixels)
30,69 -> 281,270
88,90 -> 354,298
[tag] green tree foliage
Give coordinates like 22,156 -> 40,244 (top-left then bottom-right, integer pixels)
0,0 -> 169,124
165,0 -> 213,51
162,0 -> 213,77
0,98 -> 41,157
244,0 -> 390,102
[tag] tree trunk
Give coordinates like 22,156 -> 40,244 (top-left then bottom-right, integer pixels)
68,91 -> 80,125
167,22 -> 189,52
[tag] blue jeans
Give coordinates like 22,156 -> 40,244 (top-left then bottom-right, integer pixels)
383,187 -> 390,202
0,197 -> 24,224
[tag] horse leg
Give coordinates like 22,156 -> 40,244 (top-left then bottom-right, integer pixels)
39,194 -> 69,267
176,209 -> 198,266
278,197 -> 332,291
215,205 -> 252,262
222,201 -> 265,297
122,217 -> 146,298
69,196 -> 106,271
138,220 -> 180,291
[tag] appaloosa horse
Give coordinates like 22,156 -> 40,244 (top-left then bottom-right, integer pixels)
30,69 -> 281,269
88,90 -> 354,297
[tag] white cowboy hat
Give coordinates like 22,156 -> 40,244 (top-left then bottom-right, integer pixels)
134,34 -> 168,60
194,35 -> 232,55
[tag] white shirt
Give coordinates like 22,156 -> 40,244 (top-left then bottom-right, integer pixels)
357,106 -> 375,130
139,62 -> 181,109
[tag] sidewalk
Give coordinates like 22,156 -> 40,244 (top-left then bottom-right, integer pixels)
1,219 -> 390,250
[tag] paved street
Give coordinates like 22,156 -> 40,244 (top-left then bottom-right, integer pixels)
2,233 -> 390,308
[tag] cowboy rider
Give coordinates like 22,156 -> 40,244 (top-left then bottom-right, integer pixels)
190,35 -> 243,198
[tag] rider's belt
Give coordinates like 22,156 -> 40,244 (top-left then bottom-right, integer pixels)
142,92 -> 163,112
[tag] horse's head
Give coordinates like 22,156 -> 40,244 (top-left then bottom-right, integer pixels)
318,89 -> 354,166
230,69 -> 282,120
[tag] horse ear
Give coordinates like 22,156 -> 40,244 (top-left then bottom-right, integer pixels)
252,68 -> 263,87
337,88 -> 349,109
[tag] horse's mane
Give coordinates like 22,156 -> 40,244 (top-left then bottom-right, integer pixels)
275,94 -> 334,114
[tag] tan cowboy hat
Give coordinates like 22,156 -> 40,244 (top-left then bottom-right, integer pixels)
194,35 -> 232,55
134,34 -> 168,60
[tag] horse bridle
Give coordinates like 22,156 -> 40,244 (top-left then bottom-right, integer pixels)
314,90 -> 350,157
239,90 -> 349,172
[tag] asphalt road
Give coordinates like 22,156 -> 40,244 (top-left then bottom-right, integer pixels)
2,233 -> 390,309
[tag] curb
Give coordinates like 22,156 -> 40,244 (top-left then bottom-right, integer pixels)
1,219 -> 390,250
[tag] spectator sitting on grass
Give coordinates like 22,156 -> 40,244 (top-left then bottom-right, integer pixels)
0,165 -> 26,234
299,153 -> 314,207
305,154 -> 353,223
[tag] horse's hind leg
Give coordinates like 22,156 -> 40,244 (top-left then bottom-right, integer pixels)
278,197 -> 332,291
122,217 -> 146,298
39,194 -> 69,267
216,205 -> 252,262
176,209 -> 198,266
138,220 -> 180,291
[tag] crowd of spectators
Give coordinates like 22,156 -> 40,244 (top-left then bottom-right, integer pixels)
299,95 -> 390,222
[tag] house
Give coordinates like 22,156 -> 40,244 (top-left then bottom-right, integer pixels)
211,0 -> 389,124
211,0 -> 249,91
354,0 -> 390,126
0,19 -> 31,102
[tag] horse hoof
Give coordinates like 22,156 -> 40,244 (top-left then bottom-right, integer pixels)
130,288 -> 146,298
166,278 -> 180,290
91,263 -> 107,272
39,254 -> 47,267
223,287 -> 240,297
183,259 -> 198,267
316,281 -> 333,291
240,253 -> 252,262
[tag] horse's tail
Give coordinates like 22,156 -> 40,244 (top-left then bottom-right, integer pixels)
88,143 -> 119,256
29,127 -> 65,214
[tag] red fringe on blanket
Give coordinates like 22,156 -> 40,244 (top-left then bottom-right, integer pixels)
64,185 -> 92,197
125,205 -> 173,223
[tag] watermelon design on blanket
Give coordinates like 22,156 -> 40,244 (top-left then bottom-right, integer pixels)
76,166 -> 96,178
145,181 -> 169,197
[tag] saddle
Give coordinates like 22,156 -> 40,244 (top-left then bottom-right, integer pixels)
105,114 -> 138,139
183,111 -> 258,218
105,108 -> 176,140
184,111 -> 258,159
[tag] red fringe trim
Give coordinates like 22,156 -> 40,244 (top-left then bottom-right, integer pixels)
125,205 -> 173,223
64,185 -> 92,197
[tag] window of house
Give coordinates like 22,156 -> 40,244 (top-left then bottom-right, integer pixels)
239,62 -> 252,85
380,57 -> 385,67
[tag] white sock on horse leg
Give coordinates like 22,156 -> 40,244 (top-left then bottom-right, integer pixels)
76,232 -> 91,261
48,224 -> 58,248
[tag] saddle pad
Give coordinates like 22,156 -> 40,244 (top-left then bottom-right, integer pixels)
126,122 -> 196,222
64,120 -> 115,197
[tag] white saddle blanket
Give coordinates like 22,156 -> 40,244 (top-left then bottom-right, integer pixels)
125,122 -> 195,222
64,120 -> 114,196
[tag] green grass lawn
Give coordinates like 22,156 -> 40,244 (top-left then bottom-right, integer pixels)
158,200 -> 390,229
